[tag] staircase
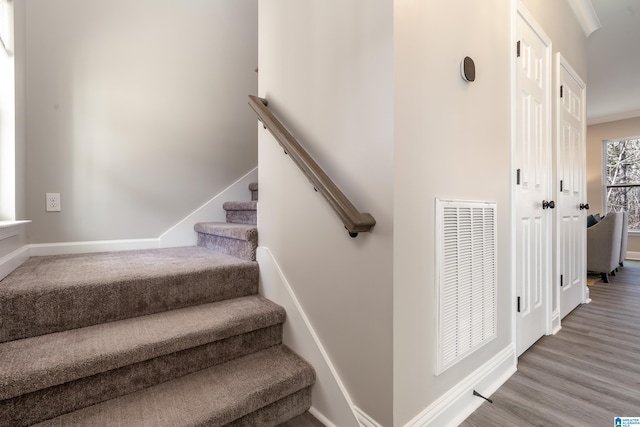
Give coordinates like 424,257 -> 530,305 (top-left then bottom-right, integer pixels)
0,182 -> 316,426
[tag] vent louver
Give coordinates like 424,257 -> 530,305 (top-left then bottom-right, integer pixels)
436,199 -> 497,374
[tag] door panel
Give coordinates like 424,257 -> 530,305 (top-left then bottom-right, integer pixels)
557,54 -> 587,319
516,6 -> 552,357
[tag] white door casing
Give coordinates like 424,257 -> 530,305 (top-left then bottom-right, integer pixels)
515,3 -> 553,357
556,53 -> 587,320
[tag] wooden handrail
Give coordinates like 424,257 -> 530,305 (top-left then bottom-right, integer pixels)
248,95 -> 376,237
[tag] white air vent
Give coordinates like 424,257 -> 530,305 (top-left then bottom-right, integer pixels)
435,199 -> 497,375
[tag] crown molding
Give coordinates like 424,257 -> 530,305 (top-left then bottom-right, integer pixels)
566,0 -> 601,37
587,109 -> 640,126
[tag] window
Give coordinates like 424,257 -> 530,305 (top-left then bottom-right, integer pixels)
0,0 -> 13,52
0,0 -> 12,54
604,138 -> 640,231
0,0 -> 13,221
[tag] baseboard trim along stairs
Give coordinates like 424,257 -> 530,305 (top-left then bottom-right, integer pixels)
257,247 -> 363,427
0,181 -> 318,426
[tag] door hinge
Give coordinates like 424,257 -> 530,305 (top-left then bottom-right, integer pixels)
560,274 -> 564,287
516,40 -> 521,57
560,85 -> 564,98
517,296 -> 521,313
517,169 -> 521,185
560,180 -> 563,192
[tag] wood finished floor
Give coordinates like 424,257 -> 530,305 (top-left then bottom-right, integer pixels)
461,261 -> 640,427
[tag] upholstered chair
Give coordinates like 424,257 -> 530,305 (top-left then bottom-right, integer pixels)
587,211 -> 623,283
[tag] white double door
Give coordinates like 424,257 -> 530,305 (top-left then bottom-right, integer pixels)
515,6 -> 586,357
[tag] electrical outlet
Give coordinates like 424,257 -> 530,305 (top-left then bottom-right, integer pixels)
46,193 -> 61,212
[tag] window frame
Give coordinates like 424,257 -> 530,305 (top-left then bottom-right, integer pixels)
603,137 -> 640,233
0,0 -> 12,54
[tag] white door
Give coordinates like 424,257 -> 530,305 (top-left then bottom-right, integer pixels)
515,6 -> 552,357
556,54 -> 587,319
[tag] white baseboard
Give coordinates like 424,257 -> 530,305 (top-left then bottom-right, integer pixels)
354,406 -> 384,427
0,245 -> 30,282
551,309 -> 561,334
21,168 -> 259,255
1,239 -> 162,275
0,169 -> 259,273
29,238 -> 161,256
625,251 -> 640,261
585,285 -> 592,304
159,167 -> 258,248
405,345 -> 516,427
309,407 -> 338,427
257,247 -> 361,427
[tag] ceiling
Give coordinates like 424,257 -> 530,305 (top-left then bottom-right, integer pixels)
587,0 -> 640,124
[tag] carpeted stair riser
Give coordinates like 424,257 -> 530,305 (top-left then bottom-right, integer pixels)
249,182 -> 258,201
194,223 -> 258,262
223,201 -> 257,226
226,210 -> 257,225
226,387 -> 312,427
33,345 -> 315,427
0,248 -> 259,343
197,233 -> 257,261
0,325 -> 283,427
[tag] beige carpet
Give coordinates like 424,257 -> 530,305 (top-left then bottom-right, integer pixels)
586,273 -> 602,286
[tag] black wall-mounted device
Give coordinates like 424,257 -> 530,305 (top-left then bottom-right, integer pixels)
461,56 -> 476,82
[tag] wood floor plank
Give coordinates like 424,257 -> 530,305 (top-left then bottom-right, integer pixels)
461,261 -> 640,426
528,346 -> 640,393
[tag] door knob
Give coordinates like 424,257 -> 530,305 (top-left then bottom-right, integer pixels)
579,203 -> 590,210
542,200 -> 555,209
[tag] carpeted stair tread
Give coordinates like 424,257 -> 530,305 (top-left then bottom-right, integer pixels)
0,295 -> 285,401
0,247 -> 259,343
194,222 -> 257,242
34,345 -> 315,427
0,246 -> 250,290
0,326 -> 284,426
223,201 -> 257,211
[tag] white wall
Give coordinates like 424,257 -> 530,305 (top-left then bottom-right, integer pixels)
587,116 -> 640,254
24,0 -> 258,243
521,0 -> 587,79
394,1 -> 513,424
258,1 -> 393,425
394,1 -> 586,425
